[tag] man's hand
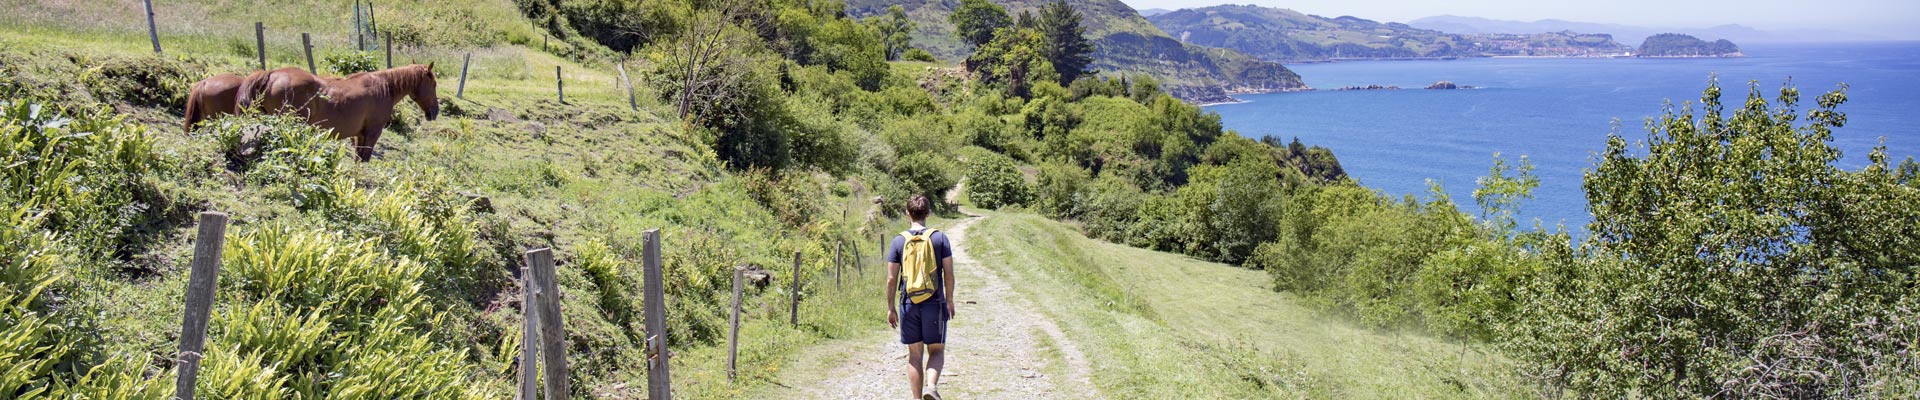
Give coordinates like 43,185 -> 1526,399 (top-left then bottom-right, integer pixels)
888,309 -> 899,328
945,302 -> 955,321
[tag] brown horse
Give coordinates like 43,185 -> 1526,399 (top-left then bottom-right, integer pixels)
236,67 -> 324,116
183,73 -> 245,132
238,64 -> 440,161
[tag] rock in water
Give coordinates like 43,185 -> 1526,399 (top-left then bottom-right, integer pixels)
1426,81 -> 1459,90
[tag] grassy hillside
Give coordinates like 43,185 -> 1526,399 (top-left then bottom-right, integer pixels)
843,0 -> 1306,102
967,211 -> 1526,398
0,1 -> 912,398
1149,5 -> 1631,61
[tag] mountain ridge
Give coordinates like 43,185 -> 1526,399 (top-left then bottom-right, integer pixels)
1409,15 -> 1884,45
1148,5 -> 1630,62
844,0 -> 1307,103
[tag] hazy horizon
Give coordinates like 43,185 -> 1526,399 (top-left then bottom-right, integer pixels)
1122,0 -> 1920,41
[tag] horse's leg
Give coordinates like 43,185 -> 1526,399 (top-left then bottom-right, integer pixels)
357,113 -> 390,162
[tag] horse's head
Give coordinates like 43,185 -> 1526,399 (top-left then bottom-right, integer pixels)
411,63 -> 440,121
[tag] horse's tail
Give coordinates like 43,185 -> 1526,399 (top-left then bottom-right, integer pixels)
236,70 -> 271,112
184,82 -> 206,133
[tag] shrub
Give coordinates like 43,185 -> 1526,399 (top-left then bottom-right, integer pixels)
892,152 -> 959,209
963,151 -> 1031,209
1,100 -> 163,260
1077,173 -> 1146,241
1254,183 -> 1468,327
325,51 -> 379,75
1506,81 -> 1920,397
1032,162 -> 1089,219
212,224 -> 474,398
903,48 -> 937,62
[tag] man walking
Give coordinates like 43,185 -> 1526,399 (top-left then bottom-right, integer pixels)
886,194 -> 955,400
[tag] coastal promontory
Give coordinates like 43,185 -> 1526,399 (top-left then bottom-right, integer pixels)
1636,33 -> 1742,57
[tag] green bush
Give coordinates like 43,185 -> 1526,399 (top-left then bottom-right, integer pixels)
1,100 -> 163,261
892,152 -> 959,209
963,151 -> 1031,209
1253,183 -> 1468,327
212,224 -> 474,398
1505,81 -> 1920,397
324,51 -> 379,75
903,48 -> 937,62
1032,162 -> 1089,219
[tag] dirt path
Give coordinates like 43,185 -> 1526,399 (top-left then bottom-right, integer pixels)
777,213 -> 1098,399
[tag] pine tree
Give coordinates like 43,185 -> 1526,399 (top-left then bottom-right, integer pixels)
1038,0 -> 1094,84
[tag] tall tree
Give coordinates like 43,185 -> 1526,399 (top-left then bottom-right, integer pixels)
949,0 -> 1010,47
1038,0 -> 1094,84
966,27 -> 1057,98
871,5 -> 916,60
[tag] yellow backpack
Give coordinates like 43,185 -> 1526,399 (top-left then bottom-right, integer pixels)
899,229 -> 941,304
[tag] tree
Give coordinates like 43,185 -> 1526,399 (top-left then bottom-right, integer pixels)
966,27 -> 1058,99
1038,0 -> 1094,84
871,5 -> 916,61
653,0 -> 765,122
948,0 -> 1010,47
1508,80 -> 1920,397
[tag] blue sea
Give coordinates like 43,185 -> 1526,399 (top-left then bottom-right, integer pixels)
1207,42 -> 1920,233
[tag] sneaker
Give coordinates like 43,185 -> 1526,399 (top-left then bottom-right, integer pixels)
924,386 -> 942,400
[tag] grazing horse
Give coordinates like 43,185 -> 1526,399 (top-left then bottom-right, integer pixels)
183,73 -> 245,132
238,64 -> 440,161
236,67 -> 325,116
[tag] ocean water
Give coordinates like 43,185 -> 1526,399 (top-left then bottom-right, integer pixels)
1207,42 -> 1920,232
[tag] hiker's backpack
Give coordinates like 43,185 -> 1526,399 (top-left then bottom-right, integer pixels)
899,229 -> 941,304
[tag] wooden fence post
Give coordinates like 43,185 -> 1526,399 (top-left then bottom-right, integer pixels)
143,0 -> 160,54
518,265 -> 540,400
728,266 -> 742,381
616,63 -> 636,110
354,1 -> 365,51
555,66 -> 564,104
301,33 -> 315,74
384,34 -> 393,69
254,22 -> 265,70
456,53 -> 470,99
790,251 -> 801,327
367,1 -> 378,36
527,248 -> 570,399
642,230 -> 672,400
173,211 -> 228,400
834,241 -> 842,290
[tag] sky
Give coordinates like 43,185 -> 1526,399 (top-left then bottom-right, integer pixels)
1119,0 -> 1920,40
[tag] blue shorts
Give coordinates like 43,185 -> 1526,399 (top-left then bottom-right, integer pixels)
899,301 -> 948,345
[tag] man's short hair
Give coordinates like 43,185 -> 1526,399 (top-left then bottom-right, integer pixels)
907,194 -> 931,221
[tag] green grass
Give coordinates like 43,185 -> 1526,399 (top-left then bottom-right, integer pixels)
967,211 -> 1529,398
0,2 -> 927,397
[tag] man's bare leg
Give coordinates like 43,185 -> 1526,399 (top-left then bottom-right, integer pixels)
926,343 -> 946,396
907,343 -> 926,399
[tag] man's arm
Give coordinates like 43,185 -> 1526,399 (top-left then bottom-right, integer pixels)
886,261 -> 901,327
942,256 -> 955,320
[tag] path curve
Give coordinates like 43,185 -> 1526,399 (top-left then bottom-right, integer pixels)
786,212 -> 1097,399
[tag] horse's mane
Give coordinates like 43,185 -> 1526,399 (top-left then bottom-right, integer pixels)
371,65 -> 432,97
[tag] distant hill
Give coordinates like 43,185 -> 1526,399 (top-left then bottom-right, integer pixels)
1147,5 -> 1629,62
1636,33 -> 1742,57
1409,15 -> 1883,45
1136,7 -> 1173,17
844,0 -> 1307,102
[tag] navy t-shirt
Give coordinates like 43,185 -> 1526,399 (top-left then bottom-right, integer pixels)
887,227 -> 952,304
